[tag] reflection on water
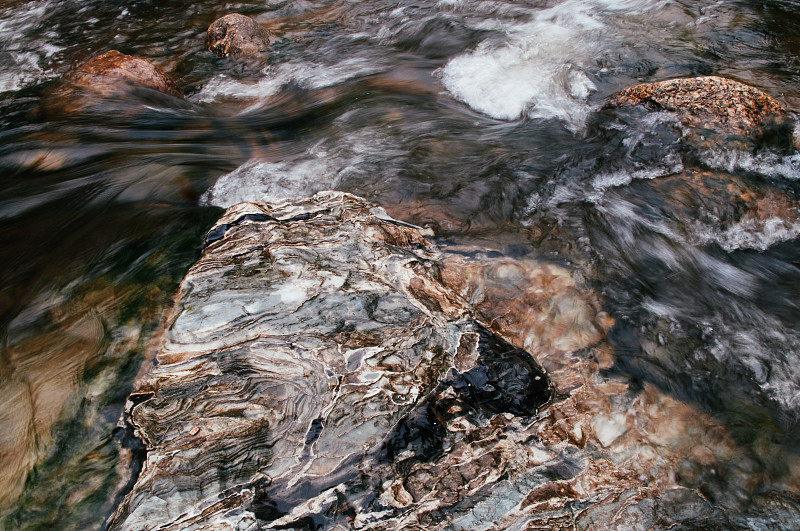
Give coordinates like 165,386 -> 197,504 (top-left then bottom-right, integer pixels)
1,0 -> 800,528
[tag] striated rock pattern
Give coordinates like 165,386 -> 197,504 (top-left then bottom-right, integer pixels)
66,50 -> 182,98
207,14 -> 274,57
109,192 -> 800,530
604,76 -> 786,138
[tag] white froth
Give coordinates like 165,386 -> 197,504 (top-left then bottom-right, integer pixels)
193,56 -> 385,103
439,0 -> 668,129
701,149 -> 800,180
202,128 -> 396,207
201,155 -> 340,208
0,0 -> 62,93
590,155 -> 683,194
692,217 -> 800,252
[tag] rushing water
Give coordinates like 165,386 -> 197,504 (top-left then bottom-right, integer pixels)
2,0 -> 800,528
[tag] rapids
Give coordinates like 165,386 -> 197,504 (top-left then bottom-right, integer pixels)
2,0 -> 800,528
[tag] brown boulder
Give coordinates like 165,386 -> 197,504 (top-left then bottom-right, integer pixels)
66,50 -> 182,98
604,76 -> 785,138
206,13 -> 274,57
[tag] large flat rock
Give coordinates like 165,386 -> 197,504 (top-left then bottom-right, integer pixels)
109,192 -> 800,530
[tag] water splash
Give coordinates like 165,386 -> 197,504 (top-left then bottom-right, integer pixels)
439,0 -> 671,129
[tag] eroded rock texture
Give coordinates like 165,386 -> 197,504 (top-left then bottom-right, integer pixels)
206,14 -> 274,57
109,192 -> 800,530
605,76 -> 786,140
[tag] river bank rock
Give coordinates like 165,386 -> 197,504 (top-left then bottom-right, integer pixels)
66,50 -> 182,98
206,14 -> 274,57
605,76 -> 787,142
108,192 -> 800,530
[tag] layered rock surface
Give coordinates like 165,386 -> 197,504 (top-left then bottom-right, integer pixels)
109,192 -> 799,530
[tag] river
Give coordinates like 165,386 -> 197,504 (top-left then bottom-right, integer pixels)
1,0 -> 800,528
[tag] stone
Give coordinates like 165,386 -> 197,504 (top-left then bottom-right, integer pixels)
66,50 -> 182,98
206,14 -> 274,57
631,169 -> 800,252
604,76 -> 786,140
107,192 -> 800,530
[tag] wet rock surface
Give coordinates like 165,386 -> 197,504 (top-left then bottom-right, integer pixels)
630,169 -> 800,251
604,76 -> 786,141
109,192 -> 800,530
66,50 -> 182,98
207,14 -> 274,57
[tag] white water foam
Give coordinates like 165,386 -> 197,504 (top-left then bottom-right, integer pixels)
701,149 -> 800,181
0,0 -> 62,93
689,217 -> 800,252
193,56 -> 386,104
201,127 -> 397,208
439,0 -> 670,129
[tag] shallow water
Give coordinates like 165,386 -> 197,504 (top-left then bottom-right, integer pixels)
2,0 -> 800,528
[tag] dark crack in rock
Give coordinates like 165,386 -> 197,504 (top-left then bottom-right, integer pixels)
108,192 -> 800,530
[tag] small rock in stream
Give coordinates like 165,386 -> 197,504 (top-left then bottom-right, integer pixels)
206,14 -> 275,57
605,75 -> 788,143
108,192 -> 800,530
66,50 -> 183,98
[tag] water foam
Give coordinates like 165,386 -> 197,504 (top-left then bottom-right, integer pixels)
701,149 -> 800,181
201,152 -> 340,208
201,127 -> 395,208
193,56 -> 385,104
690,217 -> 800,252
0,0 -> 62,93
439,0 -> 669,129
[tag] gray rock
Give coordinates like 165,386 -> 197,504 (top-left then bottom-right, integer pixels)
108,192 -> 800,530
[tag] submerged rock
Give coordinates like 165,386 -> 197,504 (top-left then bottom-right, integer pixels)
644,169 -> 800,251
66,50 -> 182,98
206,14 -> 274,57
605,76 -> 786,141
109,192 -> 800,530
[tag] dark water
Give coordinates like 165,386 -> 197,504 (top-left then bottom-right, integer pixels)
2,0 -> 800,528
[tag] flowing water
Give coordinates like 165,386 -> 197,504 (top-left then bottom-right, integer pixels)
2,0 -> 800,528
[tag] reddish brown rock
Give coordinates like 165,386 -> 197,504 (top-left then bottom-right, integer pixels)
206,14 -> 274,57
67,50 -> 182,98
605,76 -> 785,138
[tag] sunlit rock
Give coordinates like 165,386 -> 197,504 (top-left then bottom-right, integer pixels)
206,14 -> 275,57
66,50 -> 182,98
108,192 -> 800,530
605,76 -> 787,143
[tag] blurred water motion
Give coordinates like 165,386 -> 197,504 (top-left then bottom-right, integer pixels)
1,0 -> 800,528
